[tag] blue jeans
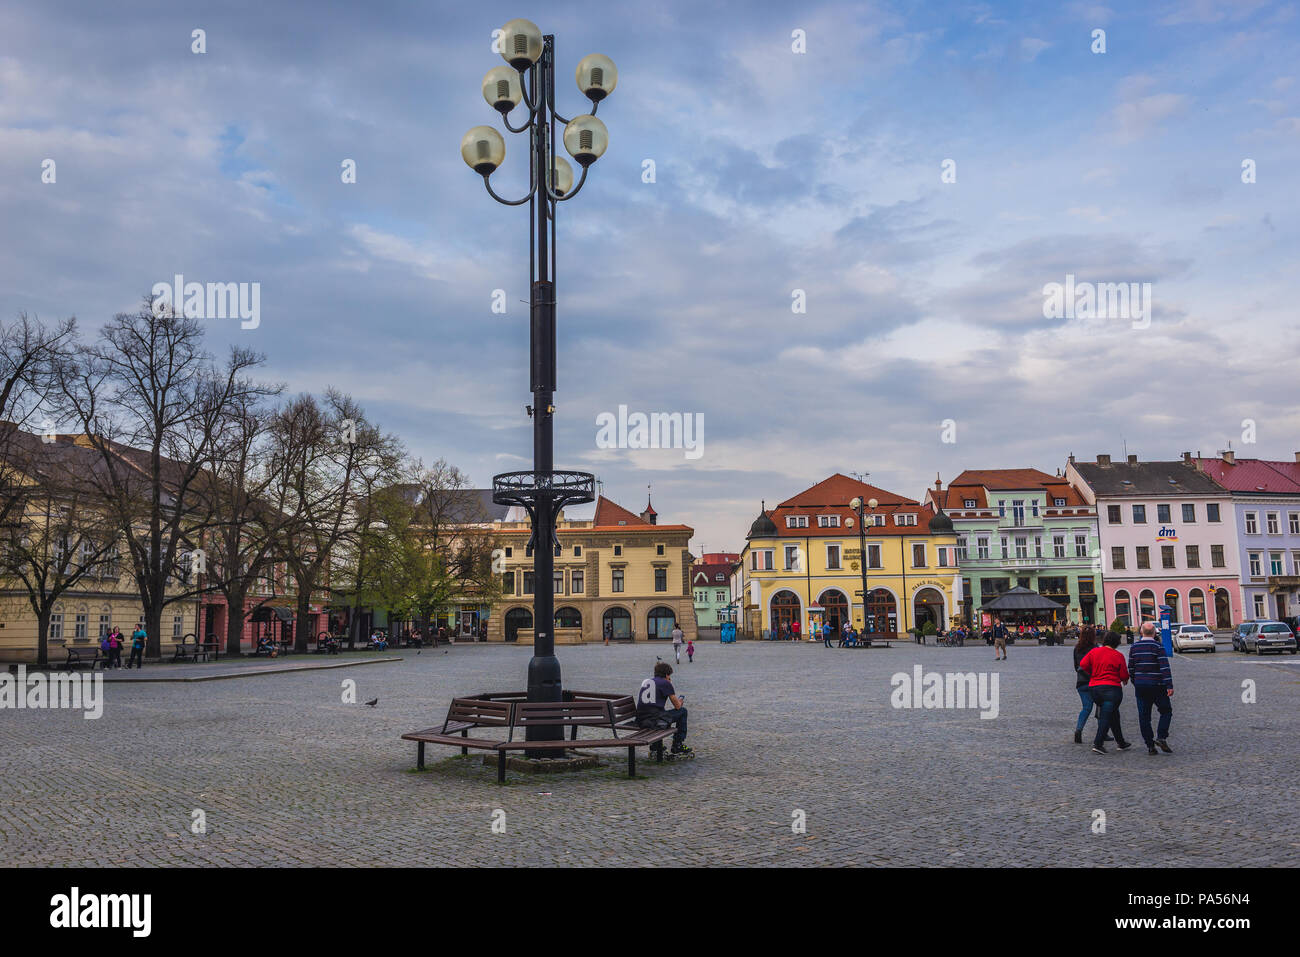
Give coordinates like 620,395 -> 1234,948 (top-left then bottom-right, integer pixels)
1134,685 -> 1172,744
1075,686 -> 1094,732
1090,685 -> 1126,748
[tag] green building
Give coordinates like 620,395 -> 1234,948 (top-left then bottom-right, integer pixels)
926,470 -> 1102,627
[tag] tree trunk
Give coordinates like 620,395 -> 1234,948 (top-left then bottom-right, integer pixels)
225,584 -> 247,657
146,607 -> 164,660
295,590 -> 311,653
36,607 -> 51,668
348,598 -> 361,650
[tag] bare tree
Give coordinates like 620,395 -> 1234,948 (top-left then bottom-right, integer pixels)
0,430 -> 122,666
58,297 -> 275,657
197,387 -> 293,657
270,390 -> 398,652
375,460 -> 502,641
1,313 -> 79,529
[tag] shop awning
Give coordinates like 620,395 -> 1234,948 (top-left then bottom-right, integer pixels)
980,586 -> 1066,613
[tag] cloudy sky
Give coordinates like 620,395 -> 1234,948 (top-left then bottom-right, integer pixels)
3,0 -> 1298,552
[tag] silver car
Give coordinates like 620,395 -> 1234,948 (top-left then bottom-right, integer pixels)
1238,621 -> 1298,655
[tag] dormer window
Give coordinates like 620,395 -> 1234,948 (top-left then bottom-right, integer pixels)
1054,498 -> 1066,507
894,513 -> 917,526
786,515 -> 809,528
817,515 -> 841,528
963,499 -> 976,508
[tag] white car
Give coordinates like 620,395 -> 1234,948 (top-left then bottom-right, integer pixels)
1172,624 -> 1215,653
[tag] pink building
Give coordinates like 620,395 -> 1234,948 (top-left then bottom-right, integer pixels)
1066,453 -> 1240,629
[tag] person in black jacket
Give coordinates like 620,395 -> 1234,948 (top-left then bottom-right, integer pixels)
1072,625 -> 1098,744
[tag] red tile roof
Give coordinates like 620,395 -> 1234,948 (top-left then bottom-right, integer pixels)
765,473 -> 942,538
1195,457 -> 1300,494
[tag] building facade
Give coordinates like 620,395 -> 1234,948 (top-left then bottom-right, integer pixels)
487,495 -> 695,643
692,552 -> 739,627
1067,453 -> 1240,629
926,470 -> 1101,626
733,474 -> 959,640
1195,451 -> 1300,622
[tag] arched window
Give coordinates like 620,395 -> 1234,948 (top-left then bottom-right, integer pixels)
1189,588 -> 1206,624
1114,590 -> 1131,627
646,606 -> 676,640
1139,590 -> 1156,622
913,588 -> 945,631
818,589 -> 849,632
865,588 -> 897,636
554,607 -> 582,629
1163,589 -> 1180,623
602,606 -> 631,639
504,607 -> 532,643
770,590 -> 801,632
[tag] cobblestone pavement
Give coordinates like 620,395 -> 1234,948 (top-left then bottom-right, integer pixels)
3,641 -> 1298,866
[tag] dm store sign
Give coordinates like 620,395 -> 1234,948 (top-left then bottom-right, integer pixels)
1156,526 -> 1178,542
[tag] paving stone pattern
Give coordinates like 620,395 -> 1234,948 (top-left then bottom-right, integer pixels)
2,641 -> 1297,866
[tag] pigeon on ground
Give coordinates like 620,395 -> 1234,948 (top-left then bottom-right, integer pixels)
365,697 -> 378,707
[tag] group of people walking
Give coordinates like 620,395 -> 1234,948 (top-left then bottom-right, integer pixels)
1073,622 -> 1174,755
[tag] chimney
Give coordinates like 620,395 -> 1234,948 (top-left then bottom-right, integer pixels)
1223,450 -> 1235,465
1182,451 -> 1192,465
1097,454 -> 1111,466
1294,452 -> 1300,463
1068,453 -> 1075,464
1126,453 -> 1138,465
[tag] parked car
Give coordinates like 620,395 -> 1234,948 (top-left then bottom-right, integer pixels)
1237,620 -> 1299,655
1233,621 -> 1263,651
1172,623 -> 1216,653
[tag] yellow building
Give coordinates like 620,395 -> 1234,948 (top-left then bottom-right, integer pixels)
0,429 -> 199,663
733,474 -> 959,639
486,495 -> 695,644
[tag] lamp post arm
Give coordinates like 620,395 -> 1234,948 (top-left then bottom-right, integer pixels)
482,173 -> 534,206
545,164 -> 588,202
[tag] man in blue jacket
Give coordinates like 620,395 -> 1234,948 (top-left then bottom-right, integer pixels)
1128,621 -> 1174,754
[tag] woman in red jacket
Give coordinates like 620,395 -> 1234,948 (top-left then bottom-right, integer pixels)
1078,630 -> 1133,754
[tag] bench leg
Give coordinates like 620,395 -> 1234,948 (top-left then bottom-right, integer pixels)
461,729 -> 469,755
656,744 -> 664,763
627,746 -> 636,778
417,742 -> 425,770
497,751 -> 506,784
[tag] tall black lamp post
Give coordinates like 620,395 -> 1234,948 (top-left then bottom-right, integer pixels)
849,496 -> 878,637
462,19 -> 615,748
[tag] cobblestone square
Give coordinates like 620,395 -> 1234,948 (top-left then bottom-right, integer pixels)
3,641 -> 1298,866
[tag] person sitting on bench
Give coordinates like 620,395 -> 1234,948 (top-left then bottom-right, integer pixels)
635,662 -> 692,756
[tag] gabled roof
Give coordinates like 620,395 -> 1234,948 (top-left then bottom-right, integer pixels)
1074,460 -> 1226,496
949,468 -> 1060,491
1195,457 -> 1300,495
593,496 -> 649,527
940,468 -> 1087,508
778,473 -> 912,508
761,473 -> 944,539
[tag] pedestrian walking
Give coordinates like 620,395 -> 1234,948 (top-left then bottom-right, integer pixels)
1129,621 -> 1174,754
671,624 -> 684,663
1078,630 -> 1133,755
126,627 -> 145,669
686,638 -> 695,663
1072,625 -> 1098,743
791,620 -> 801,641
604,620 -> 612,645
822,621 -> 833,648
992,618 -> 1008,660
